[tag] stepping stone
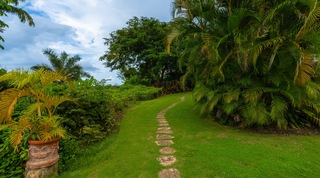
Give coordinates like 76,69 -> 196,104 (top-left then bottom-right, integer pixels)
159,123 -> 169,127
159,147 -> 176,154
155,140 -> 174,146
158,127 -> 171,131
157,115 -> 165,119
158,120 -> 168,124
157,156 -> 177,166
157,134 -> 174,140
158,168 -> 180,178
157,130 -> 173,134
157,119 -> 167,122
167,104 -> 177,109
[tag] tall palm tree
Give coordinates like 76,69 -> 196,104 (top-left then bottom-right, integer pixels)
31,48 -> 91,80
167,0 -> 320,129
0,0 -> 35,49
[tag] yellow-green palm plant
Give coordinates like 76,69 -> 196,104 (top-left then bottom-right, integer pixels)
0,68 -> 73,150
167,0 -> 320,129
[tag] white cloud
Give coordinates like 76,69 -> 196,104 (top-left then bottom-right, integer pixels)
0,0 -> 173,84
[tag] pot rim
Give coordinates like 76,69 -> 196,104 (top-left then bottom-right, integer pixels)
28,136 -> 61,145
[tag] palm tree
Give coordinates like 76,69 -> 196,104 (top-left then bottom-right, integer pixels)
0,0 -> 35,49
167,0 -> 320,129
31,48 -> 91,80
0,69 -> 73,147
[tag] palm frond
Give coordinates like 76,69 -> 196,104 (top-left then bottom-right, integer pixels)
0,88 -> 29,123
10,118 -> 32,151
166,27 -> 181,54
31,64 -> 53,71
242,102 -> 270,126
294,54 -> 315,85
296,0 -> 320,40
223,88 -> 240,104
270,95 -> 288,122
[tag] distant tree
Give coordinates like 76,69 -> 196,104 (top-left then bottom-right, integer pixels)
31,48 -> 91,80
100,16 -> 182,86
0,0 -> 34,49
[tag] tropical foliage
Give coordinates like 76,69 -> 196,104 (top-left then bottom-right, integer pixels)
57,78 -> 161,144
31,48 -> 91,80
167,0 -> 320,129
0,69 -> 72,150
0,0 -> 34,49
100,16 -> 182,86
0,127 -> 28,177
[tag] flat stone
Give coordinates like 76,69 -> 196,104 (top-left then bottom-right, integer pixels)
157,113 -> 165,118
157,117 -> 166,120
155,140 -> 174,146
158,121 -> 168,124
159,123 -> 169,127
157,156 -> 177,166
159,147 -> 176,154
167,103 -> 177,109
158,127 -> 171,131
157,134 -> 174,140
158,168 -> 180,178
157,130 -> 173,134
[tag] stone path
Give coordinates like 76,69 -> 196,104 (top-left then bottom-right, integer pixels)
156,96 -> 185,178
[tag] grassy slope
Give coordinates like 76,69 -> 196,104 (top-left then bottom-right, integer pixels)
59,93 -> 320,178
167,94 -> 320,178
59,93 -> 186,178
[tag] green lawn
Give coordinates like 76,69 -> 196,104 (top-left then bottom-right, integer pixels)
59,93 -> 320,178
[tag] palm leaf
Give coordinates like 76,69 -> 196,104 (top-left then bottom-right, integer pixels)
294,54 -> 315,85
270,95 -> 288,123
0,88 -> 29,123
10,118 -> 32,151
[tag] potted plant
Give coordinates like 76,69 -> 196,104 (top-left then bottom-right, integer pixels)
0,69 -> 73,177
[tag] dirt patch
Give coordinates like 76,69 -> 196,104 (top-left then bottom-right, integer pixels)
157,156 -> 177,166
217,132 -> 228,138
155,140 -> 174,146
158,168 -> 180,178
159,147 -> 176,154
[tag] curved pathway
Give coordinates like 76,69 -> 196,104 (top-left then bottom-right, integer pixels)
156,96 -> 185,178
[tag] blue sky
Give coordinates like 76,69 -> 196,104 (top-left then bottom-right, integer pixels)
0,0 -> 173,84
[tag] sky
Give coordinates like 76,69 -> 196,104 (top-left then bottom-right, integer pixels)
0,0 -> 173,85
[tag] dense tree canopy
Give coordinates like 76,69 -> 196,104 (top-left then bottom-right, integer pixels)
167,0 -> 320,129
100,16 -> 182,86
0,0 -> 34,49
31,48 -> 90,80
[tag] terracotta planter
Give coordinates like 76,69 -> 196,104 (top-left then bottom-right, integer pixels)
25,137 -> 61,178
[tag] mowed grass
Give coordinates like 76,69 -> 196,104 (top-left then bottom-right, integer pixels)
58,93 -> 186,178
59,93 -> 320,178
167,94 -> 320,178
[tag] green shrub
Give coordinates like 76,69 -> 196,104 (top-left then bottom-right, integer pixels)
58,138 -> 79,173
0,77 -> 161,176
169,0 -> 320,129
57,79 -> 161,144
119,84 -> 161,100
0,128 -> 28,178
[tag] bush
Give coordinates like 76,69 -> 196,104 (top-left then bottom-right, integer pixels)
0,77 -> 161,175
57,78 -> 161,144
58,138 -> 79,173
0,128 -> 28,178
170,0 -> 320,129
